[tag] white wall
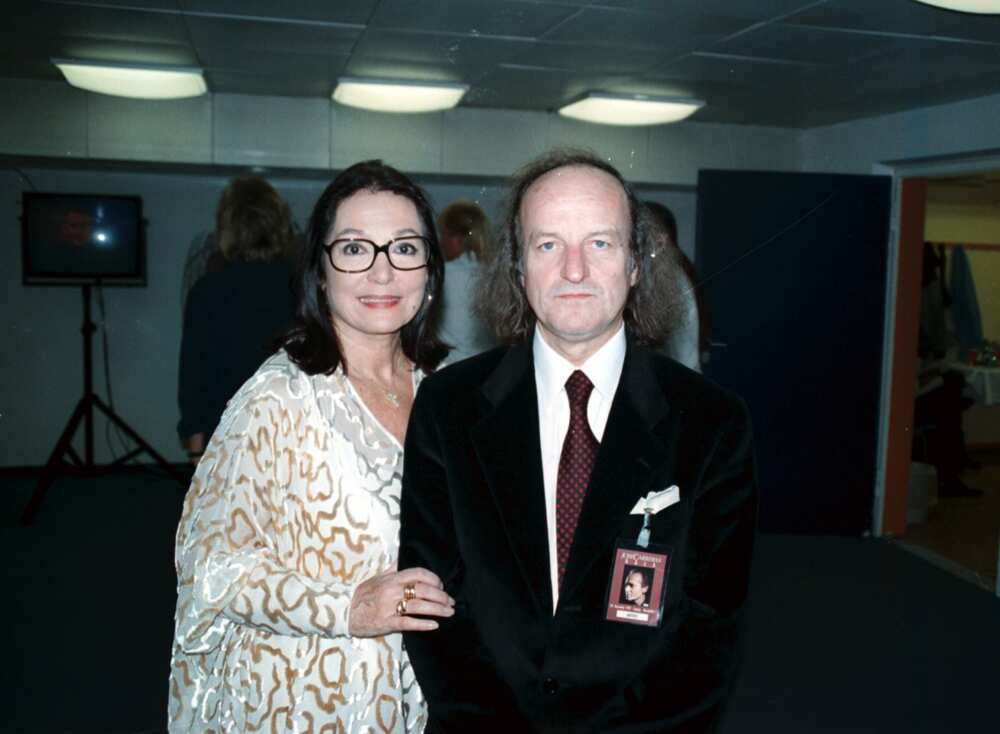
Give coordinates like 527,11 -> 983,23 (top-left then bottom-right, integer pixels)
800,91 -> 1000,175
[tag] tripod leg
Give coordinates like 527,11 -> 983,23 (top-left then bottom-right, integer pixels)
21,399 -> 88,526
92,397 -> 189,487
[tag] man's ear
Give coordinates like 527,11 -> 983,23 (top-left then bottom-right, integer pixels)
629,258 -> 639,287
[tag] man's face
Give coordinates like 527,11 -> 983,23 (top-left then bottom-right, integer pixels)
624,571 -> 648,604
520,165 -> 636,362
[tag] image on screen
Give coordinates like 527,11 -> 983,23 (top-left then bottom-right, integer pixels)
22,193 -> 144,285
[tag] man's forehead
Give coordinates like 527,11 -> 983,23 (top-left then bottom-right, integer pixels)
525,163 -> 626,200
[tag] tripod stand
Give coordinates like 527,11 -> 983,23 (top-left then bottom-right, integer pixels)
20,285 -> 187,525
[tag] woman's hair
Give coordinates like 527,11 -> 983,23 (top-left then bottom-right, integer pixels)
437,200 -> 493,260
215,176 -> 295,262
475,147 -> 683,346
280,160 -> 447,375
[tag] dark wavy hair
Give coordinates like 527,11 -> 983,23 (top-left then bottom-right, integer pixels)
475,148 -> 682,346
280,160 -> 447,376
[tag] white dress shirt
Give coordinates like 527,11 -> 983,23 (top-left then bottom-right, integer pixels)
533,324 -> 627,611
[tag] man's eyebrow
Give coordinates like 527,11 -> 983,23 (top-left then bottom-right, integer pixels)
526,228 -> 623,240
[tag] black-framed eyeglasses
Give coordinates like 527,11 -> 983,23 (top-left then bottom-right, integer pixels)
324,236 -> 431,273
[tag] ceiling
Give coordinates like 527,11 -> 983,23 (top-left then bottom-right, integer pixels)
4,0 -> 1000,128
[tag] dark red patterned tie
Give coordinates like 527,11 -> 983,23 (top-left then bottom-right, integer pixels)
556,370 -> 599,588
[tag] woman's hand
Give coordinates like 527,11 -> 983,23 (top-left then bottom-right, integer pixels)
348,565 -> 455,638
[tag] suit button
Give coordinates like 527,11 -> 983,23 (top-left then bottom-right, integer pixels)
543,677 -> 559,695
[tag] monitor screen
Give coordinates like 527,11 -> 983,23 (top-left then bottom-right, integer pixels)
22,192 -> 145,286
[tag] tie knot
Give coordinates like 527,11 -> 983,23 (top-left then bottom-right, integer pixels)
565,370 -> 594,411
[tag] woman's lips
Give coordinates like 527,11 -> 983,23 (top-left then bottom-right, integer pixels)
358,295 -> 401,308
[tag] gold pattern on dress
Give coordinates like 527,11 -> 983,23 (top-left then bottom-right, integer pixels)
168,351 -> 426,732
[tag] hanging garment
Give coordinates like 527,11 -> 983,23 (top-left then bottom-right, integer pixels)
949,245 -> 983,350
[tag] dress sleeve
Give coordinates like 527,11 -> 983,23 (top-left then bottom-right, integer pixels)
173,368 -> 356,654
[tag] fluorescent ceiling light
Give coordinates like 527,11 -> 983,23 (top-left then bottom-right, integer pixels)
333,77 -> 468,113
558,93 -> 705,126
912,0 -> 1000,11
53,59 -> 207,99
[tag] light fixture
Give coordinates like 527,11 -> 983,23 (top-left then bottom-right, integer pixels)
332,77 -> 468,113
912,0 -> 1000,12
558,93 -> 705,126
53,59 -> 207,99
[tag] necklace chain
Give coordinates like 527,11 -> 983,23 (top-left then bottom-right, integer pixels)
350,371 -> 405,408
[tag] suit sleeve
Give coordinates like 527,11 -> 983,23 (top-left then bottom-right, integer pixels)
637,395 -> 758,730
399,384 -> 530,731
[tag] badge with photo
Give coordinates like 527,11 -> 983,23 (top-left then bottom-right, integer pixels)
604,541 -> 671,627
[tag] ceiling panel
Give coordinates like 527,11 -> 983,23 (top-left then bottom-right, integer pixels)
468,65 -> 628,110
508,40 -> 666,74
593,0 -> 820,22
38,2 -> 191,45
179,0 -> 376,26
540,6 -> 748,49
200,46 -> 350,80
184,14 -> 361,56
786,0 -> 1000,44
712,23 -> 898,65
370,0 -> 579,38
649,52 -> 819,89
348,28 -> 518,78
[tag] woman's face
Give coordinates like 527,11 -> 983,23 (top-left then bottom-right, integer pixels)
323,189 -> 429,344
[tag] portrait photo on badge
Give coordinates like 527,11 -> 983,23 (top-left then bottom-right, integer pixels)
605,543 -> 670,627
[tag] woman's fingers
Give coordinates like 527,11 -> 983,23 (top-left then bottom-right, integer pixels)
408,581 -> 454,607
395,566 -> 444,589
399,598 -> 454,619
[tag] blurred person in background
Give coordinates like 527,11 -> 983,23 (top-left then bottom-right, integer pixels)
645,200 -> 707,372
176,175 -> 296,462
437,199 -> 497,363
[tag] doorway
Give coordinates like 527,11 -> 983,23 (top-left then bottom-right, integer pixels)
885,168 -> 1000,592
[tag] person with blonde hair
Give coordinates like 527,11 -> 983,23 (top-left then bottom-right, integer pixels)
437,199 -> 496,362
176,175 -> 297,461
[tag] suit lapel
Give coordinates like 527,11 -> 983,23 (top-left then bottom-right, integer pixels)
560,343 -> 675,603
471,345 -> 554,616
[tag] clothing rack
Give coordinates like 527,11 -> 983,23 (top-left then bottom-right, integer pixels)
930,241 -> 1000,252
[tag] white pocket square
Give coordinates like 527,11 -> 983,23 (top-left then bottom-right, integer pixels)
630,485 -> 680,515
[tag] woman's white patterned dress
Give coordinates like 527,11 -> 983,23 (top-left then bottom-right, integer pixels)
169,351 -> 426,733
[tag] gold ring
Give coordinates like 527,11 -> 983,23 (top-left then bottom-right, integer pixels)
403,584 -> 416,601
396,598 -> 407,616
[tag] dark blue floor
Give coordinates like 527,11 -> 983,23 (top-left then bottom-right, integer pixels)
3,474 -> 998,733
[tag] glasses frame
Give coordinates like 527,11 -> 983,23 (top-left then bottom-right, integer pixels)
323,236 -> 432,274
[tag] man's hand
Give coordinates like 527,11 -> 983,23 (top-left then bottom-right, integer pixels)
349,565 -> 454,637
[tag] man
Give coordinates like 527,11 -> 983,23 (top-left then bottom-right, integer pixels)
623,568 -> 651,607
437,200 -> 496,362
399,149 -> 757,732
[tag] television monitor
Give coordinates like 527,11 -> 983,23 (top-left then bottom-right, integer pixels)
21,192 -> 145,286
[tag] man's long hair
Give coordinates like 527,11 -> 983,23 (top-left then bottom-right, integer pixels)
475,148 -> 683,346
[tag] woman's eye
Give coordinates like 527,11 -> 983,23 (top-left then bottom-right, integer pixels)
392,242 -> 416,255
340,241 -> 369,256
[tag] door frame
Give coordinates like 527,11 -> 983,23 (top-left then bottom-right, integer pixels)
873,150 -> 1000,536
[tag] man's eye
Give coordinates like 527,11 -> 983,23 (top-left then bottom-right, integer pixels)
538,241 -> 556,252
591,239 -> 612,250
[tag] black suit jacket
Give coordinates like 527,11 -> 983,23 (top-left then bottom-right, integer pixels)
399,339 -> 757,733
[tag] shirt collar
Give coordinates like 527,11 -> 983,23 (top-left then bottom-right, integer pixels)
533,323 -> 626,403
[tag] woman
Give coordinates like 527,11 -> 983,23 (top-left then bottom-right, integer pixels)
176,175 -> 297,462
168,161 -> 454,732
